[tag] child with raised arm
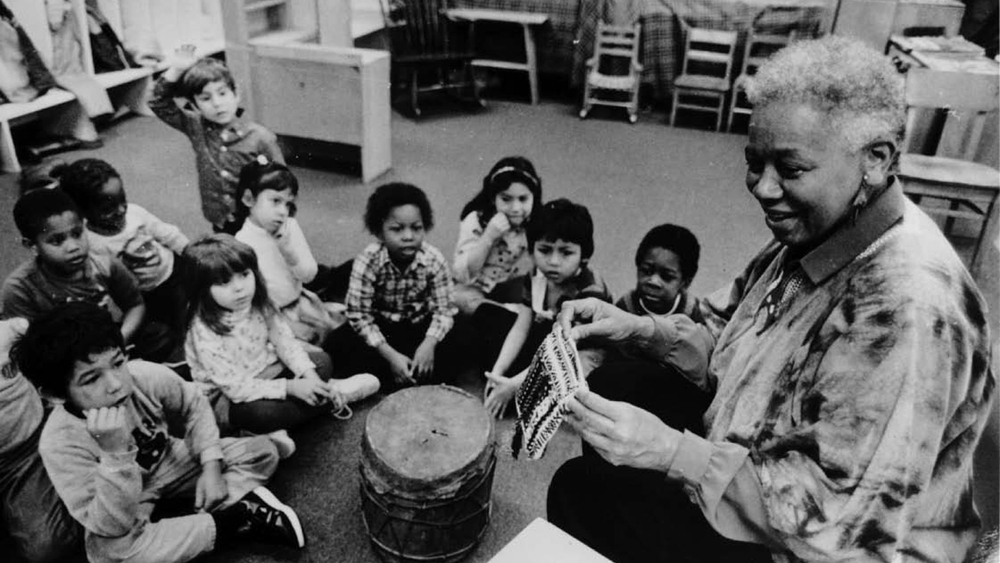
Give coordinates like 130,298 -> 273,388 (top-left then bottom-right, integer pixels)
56,157 -> 190,347
452,156 -> 541,315
14,302 -> 305,563
234,157 -> 345,346
149,45 -> 284,234
0,189 -> 171,362
477,199 -> 613,418
334,183 -> 457,390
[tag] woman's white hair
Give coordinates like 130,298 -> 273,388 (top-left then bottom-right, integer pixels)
745,35 -> 906,152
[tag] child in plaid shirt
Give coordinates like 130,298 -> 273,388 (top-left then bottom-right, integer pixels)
333,183 -> 456,390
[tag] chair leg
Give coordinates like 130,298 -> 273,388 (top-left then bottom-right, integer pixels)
670,90 -> 680,125
970,200 -> 995,264
410,70 -> 421,117
714,94 -> 724,132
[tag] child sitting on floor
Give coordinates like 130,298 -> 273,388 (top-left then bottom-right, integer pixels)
14,302 -> 305,563
56,157 -> 190,349
477,198 -> 613,418
335,183 -> 457,390
452,156 -> 541,315
612,223 -> 711,377
149,44 -> 284,234
234,157 -> 345,346
183,235 -> 378,454
1,188 -> 172,362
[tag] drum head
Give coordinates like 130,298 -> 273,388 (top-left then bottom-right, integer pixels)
363,385 -> 494,496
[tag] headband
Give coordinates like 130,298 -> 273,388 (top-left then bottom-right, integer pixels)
489,165 -> 538,189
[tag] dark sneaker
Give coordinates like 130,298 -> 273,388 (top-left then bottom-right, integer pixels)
238,486 -> 305,548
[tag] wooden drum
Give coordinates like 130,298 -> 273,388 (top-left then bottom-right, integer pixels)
360,385 -> 497,563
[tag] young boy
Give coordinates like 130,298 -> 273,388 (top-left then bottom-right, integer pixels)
13,303 -> 305,563
335,182 -> 456,390
612,223 -> 711,377
0,189 -> 170,362
477,198 -> 612,418
149,45 -> 284,234
0,317 -> 82,563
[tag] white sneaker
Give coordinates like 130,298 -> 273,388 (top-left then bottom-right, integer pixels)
267,430 -> 296,460
330,373 -> 380,419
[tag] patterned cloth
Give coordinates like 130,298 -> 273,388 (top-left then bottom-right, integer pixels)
346,242 -> 456,349
512,325 -> 587,460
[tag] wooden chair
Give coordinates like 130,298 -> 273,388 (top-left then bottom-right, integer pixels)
669,26 -> 738,131
726,32 -> 790,132
378,0 -> 484,117
579,21 -> 643,124
899,67 -> 1000,263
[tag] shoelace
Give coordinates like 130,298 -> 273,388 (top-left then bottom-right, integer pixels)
332,404 -> 353,420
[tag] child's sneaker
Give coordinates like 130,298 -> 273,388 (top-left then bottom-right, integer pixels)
267,430 -> 296,460
236,486 -> 305,548
330,373 -> 380,420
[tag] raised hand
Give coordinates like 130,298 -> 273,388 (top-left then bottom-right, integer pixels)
483,212 -> 512,240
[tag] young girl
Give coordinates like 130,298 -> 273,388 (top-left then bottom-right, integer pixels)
452,157 -> 541,315
55,158 -> 190,357
183,235 -> 377,455
334,183 -> 457,390
234,157 -> 344,346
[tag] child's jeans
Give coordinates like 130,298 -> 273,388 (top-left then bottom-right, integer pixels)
87,434 -> 277,563
325,318 -> 456,392
223,350 -> 335,434
0,426 -> 82,563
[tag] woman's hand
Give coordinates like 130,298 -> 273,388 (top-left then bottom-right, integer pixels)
483,212 -> 512,240
557,298 -> 653,345
195,460 -> 228,513
85,406 -> 131,454
483,371 -> 518,419
287,377 -> 328,407
564,389 -> 682,472
411,338 -> 436,381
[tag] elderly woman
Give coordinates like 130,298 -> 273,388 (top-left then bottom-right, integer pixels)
547,36 -> 994,563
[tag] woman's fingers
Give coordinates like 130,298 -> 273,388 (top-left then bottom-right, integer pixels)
564,395 -> 616,436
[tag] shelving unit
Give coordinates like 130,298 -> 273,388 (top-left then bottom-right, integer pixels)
221,0 -> 392,182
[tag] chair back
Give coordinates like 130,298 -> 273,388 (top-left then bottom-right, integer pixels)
739,32 -> 789,78
378,0 -> 464,58
593,21 -> 641,77
904,67 -> 1000,161
680,27 -> 738,83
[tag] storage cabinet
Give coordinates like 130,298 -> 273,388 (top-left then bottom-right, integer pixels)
832,0 -> 965,51
221,0 -> 392,182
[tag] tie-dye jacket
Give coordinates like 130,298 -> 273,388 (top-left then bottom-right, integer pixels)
648,181 -> 994,562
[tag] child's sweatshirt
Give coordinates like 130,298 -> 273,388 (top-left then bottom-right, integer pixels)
235,218 -> 316,309
87,203 -> 189,291
452,212 -> 532,293
148,76 -> 284,227
185,306 -> 315,403
38,361 -> 224,539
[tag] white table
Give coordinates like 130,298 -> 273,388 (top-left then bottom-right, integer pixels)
446,8 -> 550,104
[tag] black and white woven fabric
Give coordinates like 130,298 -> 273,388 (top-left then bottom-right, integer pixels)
511,325 -> 587,460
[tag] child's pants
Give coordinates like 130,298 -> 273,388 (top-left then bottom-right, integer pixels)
87,434 -> 278,563
0,426 -> 83,562
225,349 -> 335,434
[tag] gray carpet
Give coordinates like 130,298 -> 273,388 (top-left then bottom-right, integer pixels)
0,97 -> 994,562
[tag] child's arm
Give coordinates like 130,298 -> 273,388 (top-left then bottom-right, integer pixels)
487,304 -> 533,378
0,273 -> 41,321
345,248 -> 389,350
105,256 -> 146,344
148,45 -> 199,133
276,219 -> 317,284
453,213 -> 509,282
484,367 -> 528,419
39,410 -> 143,538
184,319 -> 290,403
425,248 -> 457,344
258,127 -> 285,165
134,205 -> 189,253
267,312 -> 317,377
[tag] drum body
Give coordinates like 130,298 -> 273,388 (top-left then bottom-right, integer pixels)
361,385 -> 496,563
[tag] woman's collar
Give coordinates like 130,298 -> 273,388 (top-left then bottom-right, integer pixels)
797,178 -> 906,284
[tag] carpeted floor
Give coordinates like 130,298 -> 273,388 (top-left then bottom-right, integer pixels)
0,92 -> 994,562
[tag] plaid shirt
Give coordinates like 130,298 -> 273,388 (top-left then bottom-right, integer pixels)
346,242 -> 456,348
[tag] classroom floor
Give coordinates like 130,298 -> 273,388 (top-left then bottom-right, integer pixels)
0,92 -> 994,562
